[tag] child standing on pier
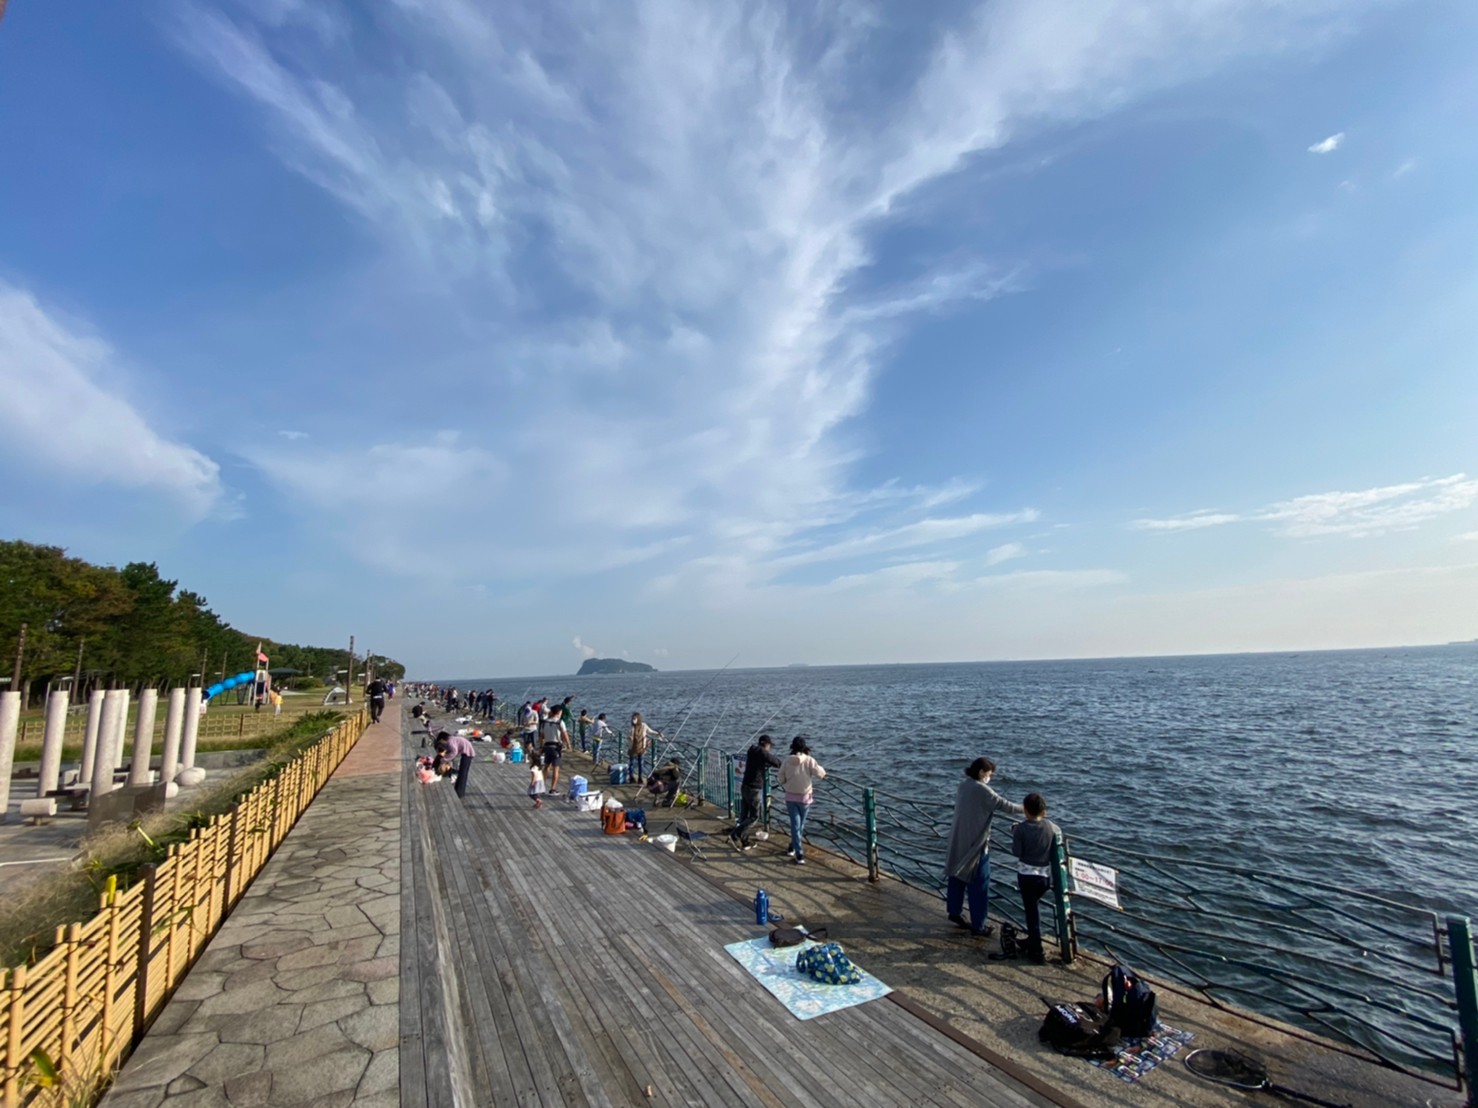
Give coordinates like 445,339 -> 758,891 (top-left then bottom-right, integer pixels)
1011,792 -> 1060,964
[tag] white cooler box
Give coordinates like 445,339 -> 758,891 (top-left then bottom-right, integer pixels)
575,790 -> 602,812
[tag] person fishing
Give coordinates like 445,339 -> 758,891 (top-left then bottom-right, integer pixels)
944,757 -> 1024,938
645,756 -> 683,806
589,712 -> 614,764
729,734 -> 782,851
628,712 -> 661,782
778,736 -> 825,866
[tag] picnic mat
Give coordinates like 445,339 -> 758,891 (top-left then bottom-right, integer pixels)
723,937 -> 891,1020
1089,1024 -> 1194,1083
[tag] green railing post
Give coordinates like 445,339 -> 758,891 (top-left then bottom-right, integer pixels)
1450,916 -> 1478,1105
864,787 -> 880,883
1051,832 -> 1075,965
697,752 -> 707,805
726,754 -> 736,819
761,767 -> 772,830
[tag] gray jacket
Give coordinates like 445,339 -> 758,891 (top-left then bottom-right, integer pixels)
944,778 -> 1024,881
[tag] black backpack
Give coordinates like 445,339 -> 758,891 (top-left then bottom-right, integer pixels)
1038,1001 -> 1121,1058
1102,964 -> 1158,1038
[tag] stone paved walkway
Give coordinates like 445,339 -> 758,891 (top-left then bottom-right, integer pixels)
103,708 -> 403,1108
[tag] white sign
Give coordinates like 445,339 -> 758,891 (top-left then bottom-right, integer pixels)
1069,858 -> 1122,910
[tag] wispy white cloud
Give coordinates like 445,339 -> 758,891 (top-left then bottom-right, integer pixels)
1132,510 -> 1243,532
276,430 -> 308,440
984,542 -> 1028,567
1308,132 -> 1345,154
171,0 -> 1381,593
1393,158 -> 1418,179
572,636 -> 598,659
1134,475 -> 1478,539
0,282 -> 223,518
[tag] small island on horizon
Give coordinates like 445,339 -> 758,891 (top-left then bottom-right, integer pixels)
577,657 -> 658,676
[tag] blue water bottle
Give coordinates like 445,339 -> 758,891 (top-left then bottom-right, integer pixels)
754,888 -> 769,927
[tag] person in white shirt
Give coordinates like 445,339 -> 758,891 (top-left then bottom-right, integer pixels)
589,713 -> 614,764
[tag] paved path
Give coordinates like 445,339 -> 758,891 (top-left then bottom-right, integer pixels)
103,709 -> 404,1108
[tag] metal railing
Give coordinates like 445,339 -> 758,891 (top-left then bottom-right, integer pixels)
620,733 -> 1475,1095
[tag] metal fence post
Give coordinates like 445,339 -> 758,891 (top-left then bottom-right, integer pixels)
697,752 -> 707,805
1449,916 -> 1478,1106
761,767 -> 772,830
726,755 -> 736,819
864,787 -> 880,883
1051,832 -> 1075,965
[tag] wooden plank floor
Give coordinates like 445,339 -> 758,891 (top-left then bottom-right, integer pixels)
402,740 -> 1062,1108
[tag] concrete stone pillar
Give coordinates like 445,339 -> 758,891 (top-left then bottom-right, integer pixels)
160,688 -> 185,799
112,690 -> 131,770
0,691 -> 20,824
127,689 -> 159,787
178,687 -> 204,786
79,689 -> 105,786
91,689 -> 125,800
36,688 -> 70,798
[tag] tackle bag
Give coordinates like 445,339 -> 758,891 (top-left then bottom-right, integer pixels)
1102,964 -> 1159,1038
769,926 -> 828,948
1038,1001 -> 1121,1059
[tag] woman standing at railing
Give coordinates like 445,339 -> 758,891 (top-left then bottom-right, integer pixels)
944,757 -> 1023,938
778,736 -> 826,866
628,712 -> 660,782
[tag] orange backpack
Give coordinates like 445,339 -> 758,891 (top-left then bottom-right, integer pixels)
602,806 -> 627,835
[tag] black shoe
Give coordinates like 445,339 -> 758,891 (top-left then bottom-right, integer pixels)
948,915 -> 969,930
972,924 -> 997,939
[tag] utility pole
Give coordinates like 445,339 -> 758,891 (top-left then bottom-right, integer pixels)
72,639 -> 85,692
10,622 -> 24,694
345,635 -> 355,705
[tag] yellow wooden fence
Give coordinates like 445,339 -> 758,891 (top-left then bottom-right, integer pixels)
0,710 -> 368,1107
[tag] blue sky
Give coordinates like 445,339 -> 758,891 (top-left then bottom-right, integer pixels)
2,0 -> 1476,677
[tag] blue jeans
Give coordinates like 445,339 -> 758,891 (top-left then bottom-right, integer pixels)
591,740 -> 603,765
629,752 -> 648,781
786,800 -> 810,859
946,854 -> 991,934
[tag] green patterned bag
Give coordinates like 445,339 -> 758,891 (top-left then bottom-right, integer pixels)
795,941 -> 862,985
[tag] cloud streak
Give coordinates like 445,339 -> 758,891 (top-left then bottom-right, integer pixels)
0,283 -> 222,518
1308,132 -> 1345,154
1133,475 -> 1478,539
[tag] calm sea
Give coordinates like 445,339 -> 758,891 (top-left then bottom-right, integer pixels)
433,644 -> 1478,918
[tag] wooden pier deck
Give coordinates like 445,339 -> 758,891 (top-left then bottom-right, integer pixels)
400,741 -> 1063,1108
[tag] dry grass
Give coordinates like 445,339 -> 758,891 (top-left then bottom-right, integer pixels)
0,711 -> 346,968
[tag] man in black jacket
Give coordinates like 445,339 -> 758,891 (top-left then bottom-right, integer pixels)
365,678 -> 386,723
729,734 -> 782,850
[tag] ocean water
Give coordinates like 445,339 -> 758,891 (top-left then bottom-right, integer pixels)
435,644 -> 1478,918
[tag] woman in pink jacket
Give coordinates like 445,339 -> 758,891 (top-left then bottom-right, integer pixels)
778,736 -> 826,866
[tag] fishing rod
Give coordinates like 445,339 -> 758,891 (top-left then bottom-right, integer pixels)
638,700 -> 733,805
647,687 -> 803,813
660,653 -> 739,744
